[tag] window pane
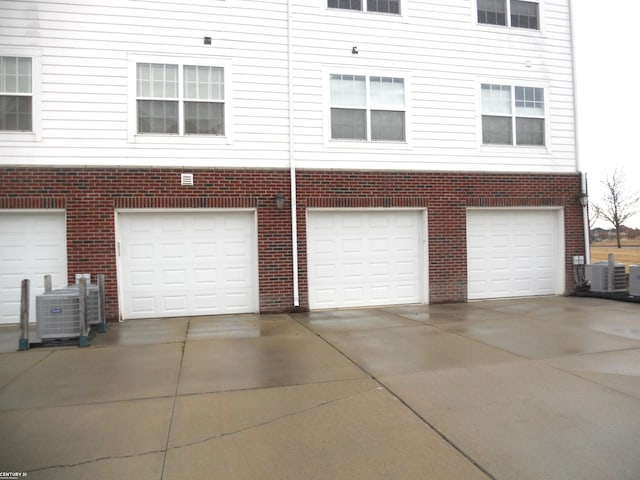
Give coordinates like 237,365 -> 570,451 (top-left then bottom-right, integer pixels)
511,0 -> 539,29
367,0 -> 400,14
482,115 -> 512,144
481,84 -> 512,115
0,56 -> 32,94
328,0 -> 362,10
184,66 -> 224,100
370,77 -> 404,109
477,0 -> 507,25
0,96 -> 32,131
516,117 -> 544,145
137,63 -> 178,98
371,110 -> 405,141
137,99 -> 178,133
330,74 -> 366,107
515,86 -> 544,116
331,108 -> 366,139
184,102 -> 224,135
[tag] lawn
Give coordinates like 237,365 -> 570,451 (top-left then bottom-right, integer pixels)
590,239 -> 640,269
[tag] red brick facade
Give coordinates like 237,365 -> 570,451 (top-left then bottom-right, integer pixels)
0,167 -> 586,321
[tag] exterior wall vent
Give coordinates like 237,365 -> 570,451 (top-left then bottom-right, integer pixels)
181,173 -> 194,186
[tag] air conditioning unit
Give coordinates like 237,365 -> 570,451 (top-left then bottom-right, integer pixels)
36,290 -> 81,339
65,284 -> 100,325
36,283 -> 99,339
585,262 -> 627,293
630,265 -> 640,297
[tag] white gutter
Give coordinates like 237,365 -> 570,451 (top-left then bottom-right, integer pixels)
287,0 -> 300,306
568,0 -> 590,264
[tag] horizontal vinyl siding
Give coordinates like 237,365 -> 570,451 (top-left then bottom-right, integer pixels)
0,0 -> 291,168
0,0 -> 576,173
290,0 -> 577,173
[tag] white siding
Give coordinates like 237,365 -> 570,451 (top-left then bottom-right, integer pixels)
0,0 -> 577,174
0,0 -> 291,168
290,0 -> 577,173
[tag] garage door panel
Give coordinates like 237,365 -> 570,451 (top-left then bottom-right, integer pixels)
119,211 -> 257,319
0,212 -> 67,325
307,210 -> 425,309
467,210 -> 562,300
164,296 -> 186,312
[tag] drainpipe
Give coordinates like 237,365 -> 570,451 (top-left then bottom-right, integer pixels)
582,172 -> 591,264
287,0 -> 300,307
568,0 -> 590,264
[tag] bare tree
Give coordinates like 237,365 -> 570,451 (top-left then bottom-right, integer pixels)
594,168 -> 640,248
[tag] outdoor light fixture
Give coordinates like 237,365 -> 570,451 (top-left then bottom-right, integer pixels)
578,192 -> 588,207
275,193 -> 285,209
352,46 -> 358,54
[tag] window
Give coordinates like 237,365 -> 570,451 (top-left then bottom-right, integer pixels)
136,63 -> 224,135
330,74 -> 405,142
481,83 -> 545,146
328,0 -> 400,14
477,0 -> 539,29
0,56 -> 32,131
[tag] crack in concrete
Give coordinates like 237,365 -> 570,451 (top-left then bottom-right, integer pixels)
23,386 -> 377,475
26,448 -> 165,473
169,386 -> 378,451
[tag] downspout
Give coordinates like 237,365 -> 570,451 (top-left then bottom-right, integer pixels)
568,0 -> 590,264
288,0 -> 300,306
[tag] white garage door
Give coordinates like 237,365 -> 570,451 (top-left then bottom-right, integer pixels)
0,212 -> 68,325
118,211 -> 258,319
467,209 -> 563,300
307,210 -> 425,309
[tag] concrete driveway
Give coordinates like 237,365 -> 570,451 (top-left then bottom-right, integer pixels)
1,296 -> 639,479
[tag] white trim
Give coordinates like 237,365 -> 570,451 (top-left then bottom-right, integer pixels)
475,77 -> 552,155
466,206 -> 565,297
115,208 -> 259,321
306,207 -> 429,306
320,0 -> 409,22
472,0 -> 546,36
322,66 -> 412,149
0,48 -> 42,142
127,53 -> 233,145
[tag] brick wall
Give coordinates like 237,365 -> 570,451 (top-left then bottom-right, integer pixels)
0,167 -> 585,319
294,170 -> 585,305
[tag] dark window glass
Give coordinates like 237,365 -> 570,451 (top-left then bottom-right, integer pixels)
137,100 -> 178,134
478,0 -> 507,26
482,115 -> 512,145
331,108 -> 367,139
328,0 -> 362,10
184,102 -> 224,135
511,0 -> 539,29
371,110 -> 405,141
367,0 -> 400,14
0,96 -> 32,131
516,117 -> 544,145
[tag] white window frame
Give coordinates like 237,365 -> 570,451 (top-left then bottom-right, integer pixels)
324,68 -> 411,149
473,0 -> 544,34
127,54 -> 233,144
476,78 -> 550,154
0,48 -> 41,142
321,0 -> 409,21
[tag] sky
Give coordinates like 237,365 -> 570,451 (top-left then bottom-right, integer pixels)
570,1 -> 640,228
